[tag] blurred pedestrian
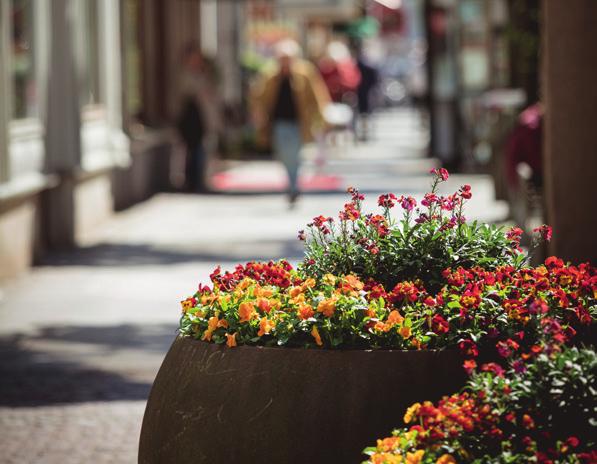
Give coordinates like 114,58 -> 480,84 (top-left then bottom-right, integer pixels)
176,43 -> 222,192
317,41 -> 361,104
354,45 -> 379,141
251,39 -> 331,205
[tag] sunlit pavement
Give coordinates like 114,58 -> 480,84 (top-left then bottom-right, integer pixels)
0,109 -> 508,463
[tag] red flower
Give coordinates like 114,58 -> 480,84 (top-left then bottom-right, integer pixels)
430,167 -> 450,181
459,339 -> 479,358
378,193 -> 397,208
533,224 -> 553,242
459,184 -> 472,199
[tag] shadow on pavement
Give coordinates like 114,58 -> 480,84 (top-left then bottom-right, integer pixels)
35,241 -> 304,267
0,323 -> 177,407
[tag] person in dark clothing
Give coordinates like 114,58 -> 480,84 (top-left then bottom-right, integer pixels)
176,44 -> 222,192
355,52 -> 379,141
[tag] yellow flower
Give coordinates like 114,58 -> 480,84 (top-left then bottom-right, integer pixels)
257,317 -> 275,337
403,402 -> 421,424
317,297 -> 337,317
399,325 -> 412,339
436,454 -> 456,464
225,332 -> 237,347
180,298 -> 195,313
405,450 -> 424,464
311,325 -> 323,346
202,316 -> 219,341
322,274 -> 337,286
238,301 -> 256,323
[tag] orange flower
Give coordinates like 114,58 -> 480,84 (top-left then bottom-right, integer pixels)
365,306 -> 376,318
298,304 -> 315,320
399,325 -> 412,339
200,294 -> 212,306
403,402 -> 420,424
302,278 -> 316,289
344,274 -> 364,291
236,277 -> 253,291
254,285 -> 274,298
225,332 -> 237,347
256,298 -> 273,313
376,437 -> 400,452
289,286 -> 303,298
317,297 -> 337,317
202,316 -> 219,341
406,450 -> 425,464
436,454 -> 456,464
257,317 -> 275,337
311,325 -> 323,346
238,301 -> 256,323
386,310 -> 404,326
216,319 -> 229,329
371,453 -> 402,464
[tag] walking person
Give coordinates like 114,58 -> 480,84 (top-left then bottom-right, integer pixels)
354,44 -> 379,141
251,39 -> 331,205
176,43 -> 222,192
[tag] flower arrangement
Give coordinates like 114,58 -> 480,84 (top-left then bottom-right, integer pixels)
299,169 -> 526,291
179,170 -> 593,356
362,336 -> 596,464
176,169 -> 596,462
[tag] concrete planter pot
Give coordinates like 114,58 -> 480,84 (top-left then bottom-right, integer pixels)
139,336 -> 467,463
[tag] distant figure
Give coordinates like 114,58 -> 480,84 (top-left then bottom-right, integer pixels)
355,48 -> 379,141
251,39 -> 331,205
317,41 -> 361,104
505,103 -> 543,189
176,43 -> 222,192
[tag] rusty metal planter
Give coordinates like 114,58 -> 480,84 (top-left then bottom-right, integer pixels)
139,336 -> 467,463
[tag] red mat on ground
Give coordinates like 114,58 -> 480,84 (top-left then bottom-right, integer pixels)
211,172 -> 343,192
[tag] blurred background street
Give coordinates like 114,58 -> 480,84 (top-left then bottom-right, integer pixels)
0,0 -> 595,462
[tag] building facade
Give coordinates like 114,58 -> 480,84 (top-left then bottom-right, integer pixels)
0,0 -> 220,280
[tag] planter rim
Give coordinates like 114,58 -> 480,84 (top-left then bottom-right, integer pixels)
177,335 -> 459,355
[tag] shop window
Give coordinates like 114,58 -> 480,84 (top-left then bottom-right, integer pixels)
10,0 -> 37,119
75,0 -> 102,108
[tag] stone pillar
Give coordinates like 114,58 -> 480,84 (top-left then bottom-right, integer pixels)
0,1 -> 12,183
543,1 -> 597,264
43,0 -> 81,249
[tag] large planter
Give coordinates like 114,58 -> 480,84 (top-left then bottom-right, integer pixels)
139,336 -> 467,463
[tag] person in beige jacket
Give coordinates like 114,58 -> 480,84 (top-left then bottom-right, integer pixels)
251,39 -> 331,205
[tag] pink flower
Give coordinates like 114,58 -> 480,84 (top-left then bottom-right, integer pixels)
399,195 -> 417,211
430,167 -> 450,181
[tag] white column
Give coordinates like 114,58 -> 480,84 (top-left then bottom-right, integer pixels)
100,0 -> 130,167
0,1 -> 12,182
44,0 -> 80,248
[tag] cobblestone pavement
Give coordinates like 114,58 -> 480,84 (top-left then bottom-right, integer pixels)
0,109 -> 508,463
